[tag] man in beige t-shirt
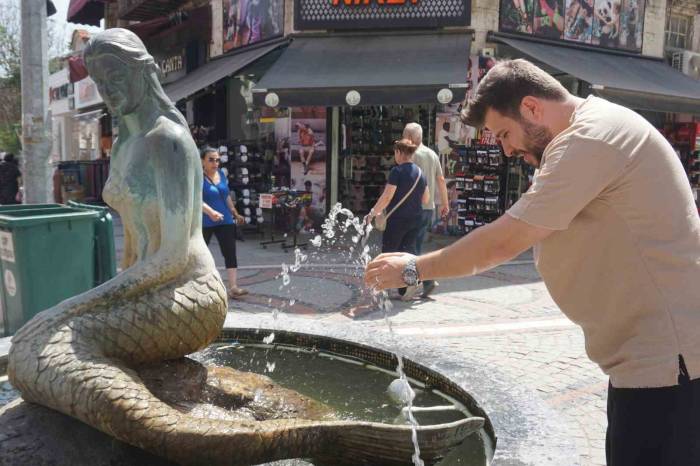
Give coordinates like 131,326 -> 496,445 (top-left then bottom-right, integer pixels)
365,59 -> 700,466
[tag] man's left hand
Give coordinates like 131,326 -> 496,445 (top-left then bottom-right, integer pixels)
364,252 -> 415,290
439,205 -> 449,219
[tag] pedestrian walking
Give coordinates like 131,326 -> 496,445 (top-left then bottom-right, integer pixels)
403,123 -> 449,297
365,59 -> 700,466
365,138 -> 428,301
0,153 -> 21,205
201,147 -> 249,299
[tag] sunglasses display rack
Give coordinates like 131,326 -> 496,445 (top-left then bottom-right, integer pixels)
338,105 -> 436,215
451,143 -> 508,235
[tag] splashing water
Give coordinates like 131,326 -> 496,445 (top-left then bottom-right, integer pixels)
263,332 -> 275,345
307,203 -> 425,466
281,263 -> 291,287
290,248 -> 307,273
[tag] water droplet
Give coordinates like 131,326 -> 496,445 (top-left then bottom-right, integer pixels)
311,235 -> 322,247
289,299 -> 296,306
266,362 -> 276,373
263,332 -> 275,344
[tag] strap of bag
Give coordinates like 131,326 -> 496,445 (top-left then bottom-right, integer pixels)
384,167 -> 422,221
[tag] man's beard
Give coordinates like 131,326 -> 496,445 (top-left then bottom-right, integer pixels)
518,119 -> 554,168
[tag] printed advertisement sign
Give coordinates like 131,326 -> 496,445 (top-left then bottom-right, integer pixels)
74,76 -> 103,109
499,0 -> 645,51
273,107 -> 327,221
295,0 -> 471,30
223,0 -> 284,53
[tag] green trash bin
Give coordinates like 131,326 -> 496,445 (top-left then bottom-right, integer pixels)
0,206 -> 99,337
67,201 -> 117,286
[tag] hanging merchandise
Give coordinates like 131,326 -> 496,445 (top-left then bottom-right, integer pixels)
219,140 -> 274,230
339,104 -> 436,215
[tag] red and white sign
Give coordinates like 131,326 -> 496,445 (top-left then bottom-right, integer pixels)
259,193 -> 274,209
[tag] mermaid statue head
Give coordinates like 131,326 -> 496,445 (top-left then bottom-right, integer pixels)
83,28 -> 187,129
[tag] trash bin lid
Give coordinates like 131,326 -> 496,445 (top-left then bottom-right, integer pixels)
0,207 -> 98,228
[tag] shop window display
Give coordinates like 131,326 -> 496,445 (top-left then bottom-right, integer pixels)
221,106 -> 325,246
339,105 -> 435,215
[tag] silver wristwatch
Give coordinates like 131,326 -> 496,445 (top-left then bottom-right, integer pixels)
401,258 -> 420,286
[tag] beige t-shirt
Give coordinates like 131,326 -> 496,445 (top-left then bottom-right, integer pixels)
508,96 -> 700,388
413,144 -> 444,210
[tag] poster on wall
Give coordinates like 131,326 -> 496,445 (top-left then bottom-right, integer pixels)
564,0 -> 594,42
618,0 -> 645,50
592,0 -> 621,47
500,0 -> 644,51
74,77 -> 103,110
500,0 -> 534,33
435,55 -> 491,161
223,0 -> 284,53
274,107 -> 327,219
533,0 -> 565,39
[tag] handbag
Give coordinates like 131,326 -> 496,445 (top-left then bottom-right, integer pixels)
373,167 -> 422,232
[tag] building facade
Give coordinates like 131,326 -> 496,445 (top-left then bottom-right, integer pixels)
68,0 -> 700,222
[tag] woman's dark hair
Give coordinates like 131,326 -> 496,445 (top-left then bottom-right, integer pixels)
461,59 -> 568,128
393,138 -> 418,157
200,147 -> 218,160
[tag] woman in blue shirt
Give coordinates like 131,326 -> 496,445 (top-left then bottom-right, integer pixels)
201,147 -> 248,298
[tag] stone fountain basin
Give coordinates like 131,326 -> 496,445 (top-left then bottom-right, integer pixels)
0,325 -> 494,466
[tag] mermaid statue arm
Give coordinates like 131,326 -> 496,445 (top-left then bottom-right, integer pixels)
51,120 -> 195,314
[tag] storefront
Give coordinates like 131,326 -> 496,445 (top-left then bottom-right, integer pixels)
244,0 -> 484,235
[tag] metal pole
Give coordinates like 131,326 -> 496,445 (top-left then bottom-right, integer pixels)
20,0 -> 52,204
330,107 -> 339,209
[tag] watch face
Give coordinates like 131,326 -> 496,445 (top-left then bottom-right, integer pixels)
402,267 -> 418,286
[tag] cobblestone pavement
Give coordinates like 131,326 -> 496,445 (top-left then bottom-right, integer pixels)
0,216 -> 609,465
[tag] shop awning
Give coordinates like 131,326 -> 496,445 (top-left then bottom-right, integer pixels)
128,6 -> 210,43
253,33 -> 472,107
67,0 -> 105,26
163,41 -> 288,103
494,35 -> 700,115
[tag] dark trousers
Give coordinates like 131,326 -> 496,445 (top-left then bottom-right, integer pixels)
203,223 -> 238,269
382,216 -> 420,295
606,359 -> 700,466
415,209 -> 434,289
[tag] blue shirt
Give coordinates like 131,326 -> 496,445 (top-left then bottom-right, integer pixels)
386,162 -> 426,220
202,169 -> 234,228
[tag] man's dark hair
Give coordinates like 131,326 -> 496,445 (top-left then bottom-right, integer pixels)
461,59 -> 569,128
3,153 -> 15,163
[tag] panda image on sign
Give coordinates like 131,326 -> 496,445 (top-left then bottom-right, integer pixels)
594,0 -> 620,47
